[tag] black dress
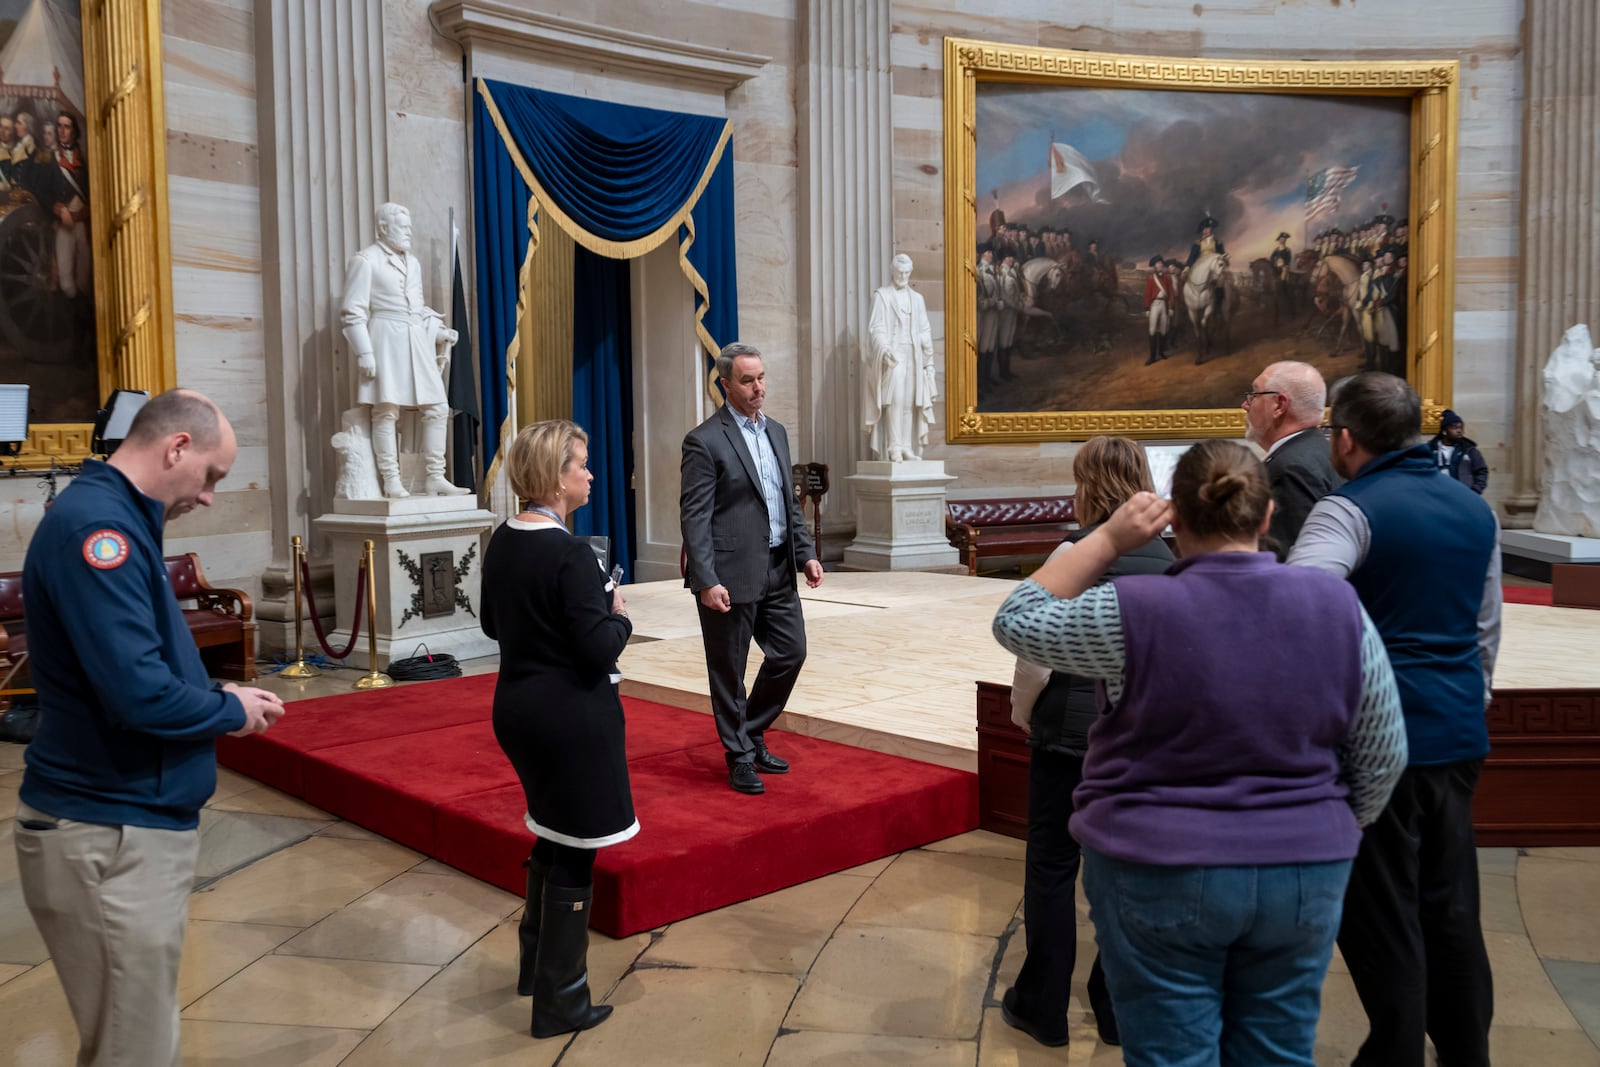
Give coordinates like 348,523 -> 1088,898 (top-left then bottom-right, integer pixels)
480,519 -> 637,847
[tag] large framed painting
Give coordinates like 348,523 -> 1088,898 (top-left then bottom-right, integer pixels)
942,40 -> 1457,443
0,0 -> 174,463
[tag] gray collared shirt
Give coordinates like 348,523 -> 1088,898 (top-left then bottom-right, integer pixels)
736,411 -> 787,548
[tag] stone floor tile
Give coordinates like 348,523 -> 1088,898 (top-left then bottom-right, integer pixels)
1544,959 -> 1600,1047
838,856 -> 894,879
1311,965 -> 1368,1060
179,919 -> 302,1008
1519,856 -> 1600,962
314,820 -> 387,841
206,767 -> 261,807
977,1004 -> 1124,1064
1488,1024 -> 1600,1065
787,923 -> 994,1039
1525,847 -> 1600,865
0,961 -> 78,1063
1484,930 -> 1583,1030
770,1029 -> 978,1066
845,850 -> 1023,935
560,966 -> 797,1066
1480,872 -> 1526,934
0,743 -> 25,771
342,922 -> 650,1067
277,870 -> 518,966
642,871 -> 871,975
193,808 -> 325,884
179,1020 -> 367,1066
187,835 -> 421,927
922,830 -> 1029,862
408,858 -> 460,875
0,961 -> 28,986
206,783 -> 336,821
1477,846 -> 1520,877
182,954 -> 438,1030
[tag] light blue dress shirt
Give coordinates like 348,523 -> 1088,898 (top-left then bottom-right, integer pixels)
736,411 -> 787,548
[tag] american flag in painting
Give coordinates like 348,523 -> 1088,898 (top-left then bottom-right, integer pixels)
1304,165 -> 1360,222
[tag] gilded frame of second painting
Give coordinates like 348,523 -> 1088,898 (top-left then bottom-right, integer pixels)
942,38 -> 1458,443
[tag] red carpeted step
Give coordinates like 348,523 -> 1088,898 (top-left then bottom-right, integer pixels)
218,678 -> 978,937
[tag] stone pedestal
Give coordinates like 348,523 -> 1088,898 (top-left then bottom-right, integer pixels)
313,495 -> 498,669
842,461 -> 960,571
1500,529 -> 1600,584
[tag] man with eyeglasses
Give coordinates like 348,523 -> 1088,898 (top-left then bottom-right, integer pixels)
1288,372 -> 1501,1067
1242,361 -> 1342,558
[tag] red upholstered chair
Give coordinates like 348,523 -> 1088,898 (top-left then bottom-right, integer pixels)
164,553 -> 258,681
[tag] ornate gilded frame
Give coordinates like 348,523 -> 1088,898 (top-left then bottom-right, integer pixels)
9,0 -> 176,465
942,39 -> 1458,443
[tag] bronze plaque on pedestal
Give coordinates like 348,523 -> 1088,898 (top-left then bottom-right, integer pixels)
420,551 -> 456,619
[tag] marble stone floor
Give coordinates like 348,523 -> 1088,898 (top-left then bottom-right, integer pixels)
2,661 -> 1599,1064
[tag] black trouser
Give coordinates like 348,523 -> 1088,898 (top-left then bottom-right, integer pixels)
531,838 -> 596,887
1011,746 -> 1111,1030
1339,760 -> 1493,1067
696,543 -> 807,766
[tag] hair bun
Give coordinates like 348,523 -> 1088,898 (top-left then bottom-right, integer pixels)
1198,472 -> 1246,506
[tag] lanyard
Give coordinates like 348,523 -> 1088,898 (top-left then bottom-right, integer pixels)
525,505 -> 565,525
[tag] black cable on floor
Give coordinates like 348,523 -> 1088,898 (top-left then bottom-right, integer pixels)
387,643 -> 462,681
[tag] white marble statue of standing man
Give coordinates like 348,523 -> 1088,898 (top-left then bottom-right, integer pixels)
339,202 -> 470,498
865,253 -> 937,462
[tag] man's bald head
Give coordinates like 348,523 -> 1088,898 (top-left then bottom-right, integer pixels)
123,389 -> 226,451
1260,361 -> 1328,425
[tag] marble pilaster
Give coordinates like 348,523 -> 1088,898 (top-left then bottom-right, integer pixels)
1509,0 -> 1600,526
254,0 -> 390,653
797,0 -> 893,553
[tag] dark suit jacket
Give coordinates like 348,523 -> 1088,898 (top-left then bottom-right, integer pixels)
1264,427 -> 1344,560
680,405 -> 816,602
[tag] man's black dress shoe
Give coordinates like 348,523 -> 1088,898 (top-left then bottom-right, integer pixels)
999,987 -> 1069,1048
729,761 -> 765,794
752,741 -> 789,774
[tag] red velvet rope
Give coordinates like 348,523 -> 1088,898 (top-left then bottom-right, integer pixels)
300,556 -> 364,660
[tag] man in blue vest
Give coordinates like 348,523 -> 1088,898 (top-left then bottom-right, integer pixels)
1289,372 -> 1501,1067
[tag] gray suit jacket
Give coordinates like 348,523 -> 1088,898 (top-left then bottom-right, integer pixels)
680,406 -> 816,602
1265,427 -> 1344,560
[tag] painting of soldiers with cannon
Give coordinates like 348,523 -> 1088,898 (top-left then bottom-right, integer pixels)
942,42 -> 1459,443
0,0 -> 98,423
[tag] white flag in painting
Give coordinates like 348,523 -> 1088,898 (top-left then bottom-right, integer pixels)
1049,142 -> 1108,203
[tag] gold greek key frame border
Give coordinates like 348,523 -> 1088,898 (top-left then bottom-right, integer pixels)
9,0 -> 176,467
943,39 -> 1458,443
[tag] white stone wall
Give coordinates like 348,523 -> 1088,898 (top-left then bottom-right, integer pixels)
890,2 -> 1523,507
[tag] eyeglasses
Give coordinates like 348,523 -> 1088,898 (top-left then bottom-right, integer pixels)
1320,423 -> 1345,439
1242,390 -> 1281,404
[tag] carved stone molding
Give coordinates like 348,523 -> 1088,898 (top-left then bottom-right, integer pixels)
1508,1 -> 1600,526
429,0 -> 770,93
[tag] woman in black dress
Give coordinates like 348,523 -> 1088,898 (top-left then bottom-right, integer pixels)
480,419 -> 635,1039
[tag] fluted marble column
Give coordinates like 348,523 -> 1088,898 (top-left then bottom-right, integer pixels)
255,1 -> 390,652
797,0 -> 893,546
1509,0 -> 1600,526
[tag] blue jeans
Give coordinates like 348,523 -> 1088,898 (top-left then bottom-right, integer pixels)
1082,847 -> 1353,1067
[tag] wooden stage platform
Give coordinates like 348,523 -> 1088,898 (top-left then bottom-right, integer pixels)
620,571 -> 1600,845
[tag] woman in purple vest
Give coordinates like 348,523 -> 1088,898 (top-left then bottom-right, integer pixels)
992,440 -> 1407,1066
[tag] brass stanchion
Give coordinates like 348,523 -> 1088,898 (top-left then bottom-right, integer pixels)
354,538 -> 394,690
278,535 -> 321,679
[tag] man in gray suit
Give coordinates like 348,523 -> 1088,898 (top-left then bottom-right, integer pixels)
681,343 -> 825,794
1243,360 -> 1344,559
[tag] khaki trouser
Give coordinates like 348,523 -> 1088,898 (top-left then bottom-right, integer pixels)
14,800 -> 199,1067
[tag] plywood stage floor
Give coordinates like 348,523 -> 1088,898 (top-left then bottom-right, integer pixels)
618,571 -> 1600,773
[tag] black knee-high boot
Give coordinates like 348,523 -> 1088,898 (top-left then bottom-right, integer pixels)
530,882 -> 613,1039
1145,334 -> 1159,365
516,852 -> 547,996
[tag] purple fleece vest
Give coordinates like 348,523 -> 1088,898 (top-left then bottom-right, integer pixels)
1070,552 -> 1366,867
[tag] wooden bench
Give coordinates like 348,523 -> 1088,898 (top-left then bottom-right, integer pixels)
0,552 -> 258,689
945,496 -> 1077,576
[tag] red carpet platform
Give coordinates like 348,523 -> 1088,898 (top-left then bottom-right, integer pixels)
215,675 -> 978,937
1503,584 -> 1553,606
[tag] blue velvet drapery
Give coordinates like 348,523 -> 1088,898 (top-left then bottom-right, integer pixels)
472,80 -> 739,579
570,246 -> 636,582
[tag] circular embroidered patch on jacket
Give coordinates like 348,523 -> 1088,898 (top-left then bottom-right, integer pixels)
82,530 -> 130,570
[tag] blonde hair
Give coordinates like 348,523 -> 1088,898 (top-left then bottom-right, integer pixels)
1073,436 -> 1155,526
1170,440 -> 1272,540
506,419 -> 588,506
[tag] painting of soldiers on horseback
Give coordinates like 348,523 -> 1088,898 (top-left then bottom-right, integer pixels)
969,81 -> 1412,415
